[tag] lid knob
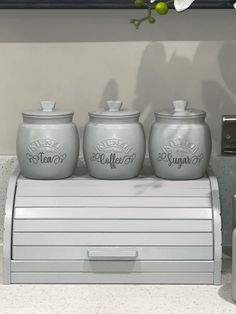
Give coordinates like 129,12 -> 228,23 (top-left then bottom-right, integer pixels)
107,100 -> 122,112
173,100 -> 188,112
40,100 -> 56,112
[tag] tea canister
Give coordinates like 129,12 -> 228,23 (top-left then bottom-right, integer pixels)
16,101 -> 79,179
83,100 -> 146,179
149,100 -> 212,180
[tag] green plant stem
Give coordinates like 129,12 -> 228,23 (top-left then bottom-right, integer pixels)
131,3 -> 155,29
143,2 -> 151,8
131,0 -> 174,29
166,0 -> 174,5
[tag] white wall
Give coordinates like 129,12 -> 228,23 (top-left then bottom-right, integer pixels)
0,9 -> 236,155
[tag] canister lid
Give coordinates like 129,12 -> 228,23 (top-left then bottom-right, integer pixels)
89,100 -> 140,120
22,101 -> 74,122
155,100 -> 206,119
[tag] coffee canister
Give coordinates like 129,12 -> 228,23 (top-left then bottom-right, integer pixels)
149,100 -> 212,180
16,101 -> 79,179
83,100 -> 146,179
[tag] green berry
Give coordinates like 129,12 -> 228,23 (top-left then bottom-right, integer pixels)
148,16 -> 156,24
135,0 -> 145,8
155,2 -> 169,15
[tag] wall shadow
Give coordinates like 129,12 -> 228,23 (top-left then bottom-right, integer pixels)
0,9 -> 235,42
198,41 -> 236,246
195,42 -> 236,153
132,39 -> 236,247
98,80 -> 119,109
219,41 -> 236,98
133,41 -> 195,138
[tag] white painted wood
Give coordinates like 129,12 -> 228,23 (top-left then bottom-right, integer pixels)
208,170 -> 222,285
11,260 -> 214,273
87,249 -> 138,260
16,183 -> 211,197
17,175 -> 211,191
13,232 -> 213,246
14,207 -> 213,220
13,219 -> 213,233
12,246 -> 213,260
2,165 -> 20,284
5,163 -> 221,285
11,272 -> 214,284
15,196 -> 211,208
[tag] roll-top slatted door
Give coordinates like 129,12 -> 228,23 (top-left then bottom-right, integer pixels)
4,169 -> 221,284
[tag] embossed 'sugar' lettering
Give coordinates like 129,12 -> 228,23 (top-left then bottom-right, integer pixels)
157,152 -> 203,169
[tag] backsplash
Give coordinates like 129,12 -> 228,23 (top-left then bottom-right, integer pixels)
0,10 -> 236,156
0,155 -> 235,246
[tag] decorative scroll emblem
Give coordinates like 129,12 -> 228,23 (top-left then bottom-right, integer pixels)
90,138 -> 136,169
26,138 -> 67,165
157,138 -> 204,169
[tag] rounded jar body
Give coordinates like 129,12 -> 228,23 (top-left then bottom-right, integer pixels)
16,102 -> 79,179
83,101 -> 145,179
149,101 -> 212,180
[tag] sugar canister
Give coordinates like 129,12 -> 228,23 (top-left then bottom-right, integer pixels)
149,100 -> 211,180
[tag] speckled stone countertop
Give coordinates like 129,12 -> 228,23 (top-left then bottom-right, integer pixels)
0,248 -> 235,314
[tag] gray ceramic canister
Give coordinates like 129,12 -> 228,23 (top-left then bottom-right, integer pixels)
149,100 -> 212,180
83,100 -> 146,179
16,101 -> 79,179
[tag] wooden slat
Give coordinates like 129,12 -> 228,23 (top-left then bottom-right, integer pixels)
87,249 -> 137,260
17,175 -> 211,191
13,219 -> 213,233
16,181 -> 211,197
11,260 -> 214,273
11,272 -> 214,284
12,246 -> 213,260
13,232 -> 213,246
15,196 -> 211,208
14,207 -> 212,219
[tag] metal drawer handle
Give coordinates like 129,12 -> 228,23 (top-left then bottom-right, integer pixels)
87,249 -> 138,260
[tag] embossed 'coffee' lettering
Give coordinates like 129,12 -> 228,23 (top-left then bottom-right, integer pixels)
90,152 -> 136,169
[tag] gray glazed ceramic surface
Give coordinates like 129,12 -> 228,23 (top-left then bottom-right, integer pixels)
149,100 -> 212,180
232,228 -> 236,300
16,101 -> 79,179
83,100 -> 146,179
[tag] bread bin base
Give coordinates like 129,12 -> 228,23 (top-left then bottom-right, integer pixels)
3,161 -> 221,285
